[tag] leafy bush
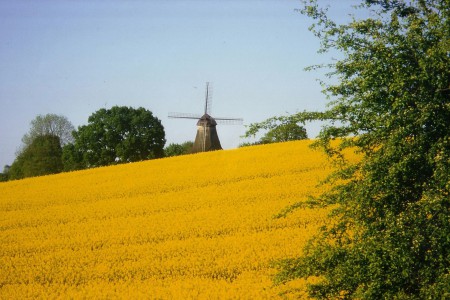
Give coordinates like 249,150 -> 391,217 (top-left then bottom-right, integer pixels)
269,0 -> 450,298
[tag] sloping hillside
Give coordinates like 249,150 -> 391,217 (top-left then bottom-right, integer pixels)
0,140 -> 337,298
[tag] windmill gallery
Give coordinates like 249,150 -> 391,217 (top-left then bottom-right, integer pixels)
169,83 -> 243,153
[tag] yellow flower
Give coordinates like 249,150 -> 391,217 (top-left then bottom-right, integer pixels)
0,140 -> 357,299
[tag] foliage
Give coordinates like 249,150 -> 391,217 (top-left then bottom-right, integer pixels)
8,135 -> 63,180
261,121 -> 308,143
244,111 -> 327,140
164,141 -> 194,157
0,166 -> 10,182
270,0 -> 450,299
0,174 -> 7,182
12,114 -> 74,178
242,116 -> 312,147
68,106 -> 166,168
0,140 -> 343,298
61,143 -> 84,172
20,114 -> 75,151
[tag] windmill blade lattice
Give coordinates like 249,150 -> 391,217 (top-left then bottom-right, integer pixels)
215,117 -> 244,125
204,82 -> 213,115
168,112 -> 202,119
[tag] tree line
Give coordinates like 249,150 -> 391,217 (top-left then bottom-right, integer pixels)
0,106 -> 192,181
1,105 -> 310,181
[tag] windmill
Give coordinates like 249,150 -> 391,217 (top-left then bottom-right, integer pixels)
169,82 -> 243,153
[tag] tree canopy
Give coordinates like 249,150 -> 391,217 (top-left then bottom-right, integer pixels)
242,118 -> 308,146
9,135 -> 63,180
260,121 -> 307,143
67,106 -> 165,168
21,114 -> 75,151
5,114 -> 72,180
164,141 -> 194,157
0,165 -> 10,182
265,0 -> 449,298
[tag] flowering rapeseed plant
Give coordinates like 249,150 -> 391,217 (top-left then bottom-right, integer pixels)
0,140 -> 351,298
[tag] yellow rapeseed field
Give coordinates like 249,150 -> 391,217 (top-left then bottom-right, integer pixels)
0,140 -> 342,299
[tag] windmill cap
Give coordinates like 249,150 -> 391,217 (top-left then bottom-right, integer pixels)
197,114 -> 217,126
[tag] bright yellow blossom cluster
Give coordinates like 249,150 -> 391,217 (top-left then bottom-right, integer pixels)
0,140 -> 344,299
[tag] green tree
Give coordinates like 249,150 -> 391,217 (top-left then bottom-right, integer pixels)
260,121 -> 307,143
9,135 -> 63,180
264,0 -> 449,299
242,118 -> 308,147
61,143 -> 84,172
21,114 -> 75,151
164,141 -> 194,157
70,106 -> 165,168
0,165 -> 10,182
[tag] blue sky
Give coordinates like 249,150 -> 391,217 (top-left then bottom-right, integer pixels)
0,0 -> 359,168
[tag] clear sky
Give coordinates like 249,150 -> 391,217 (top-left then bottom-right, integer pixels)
0,0 -> 359,168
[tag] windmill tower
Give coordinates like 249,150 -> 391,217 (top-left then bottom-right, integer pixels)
169,82 -> 243,153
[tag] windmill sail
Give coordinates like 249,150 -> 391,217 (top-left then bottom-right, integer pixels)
168,112 -> 202,119
204,82 -> 212,115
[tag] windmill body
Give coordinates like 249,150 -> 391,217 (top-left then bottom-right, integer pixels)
169,83 -> 242,153
192,114 -> 222,152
